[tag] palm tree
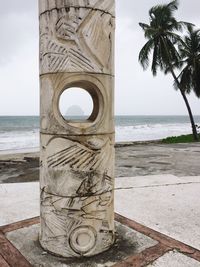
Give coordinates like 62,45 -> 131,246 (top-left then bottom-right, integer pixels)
138,0 -> 199,141
178,25 -> 200,98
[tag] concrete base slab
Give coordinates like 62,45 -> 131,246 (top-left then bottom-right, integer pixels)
5,222 -> 157,267
1,214 -> 200,267
1,175 -> 200,266
115,175 -> 200,250
147,250 -> 200,267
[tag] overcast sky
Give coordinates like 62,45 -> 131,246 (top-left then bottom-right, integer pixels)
0,0 -> 200,116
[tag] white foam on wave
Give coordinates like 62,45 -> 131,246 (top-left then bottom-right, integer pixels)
115,123 -> 192,142
0,130 -> 39,151
0,123 -> 195,151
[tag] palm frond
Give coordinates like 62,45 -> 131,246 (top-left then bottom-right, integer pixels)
138,39 -> 154,69
151,40 -> 159,76
177,25 -> 200,97
167,0 -> 179,12
139,23 -> 150,31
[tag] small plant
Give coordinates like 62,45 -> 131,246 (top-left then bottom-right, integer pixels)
162,134 -> 199,144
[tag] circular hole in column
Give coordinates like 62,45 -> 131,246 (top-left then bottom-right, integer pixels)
59,87 -> 95,122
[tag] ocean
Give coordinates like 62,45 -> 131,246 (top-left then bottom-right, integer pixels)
0,115 -> 200,151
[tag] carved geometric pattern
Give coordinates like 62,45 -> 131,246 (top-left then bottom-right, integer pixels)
47,138 -> 113,173
39,0 -> 115,258
69,225 -> 97,254
41,41 -> 95,73
47,144 -> 101,171
40,187 -> 114,257
39,0 -> 115,16
39,1 -> 115,74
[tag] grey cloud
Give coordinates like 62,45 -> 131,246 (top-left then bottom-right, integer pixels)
1,0 -> 199,66
117,0 -> 200,27
0,1 -> 37,16
177,0 -> 200,21
0,1 -> 38,64
0,0 -> 199,115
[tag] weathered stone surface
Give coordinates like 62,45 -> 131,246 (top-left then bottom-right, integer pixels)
39,0 -> 115,16
39,0 -> 115,258
39,1 -> 115,75
40,74 -> 114,135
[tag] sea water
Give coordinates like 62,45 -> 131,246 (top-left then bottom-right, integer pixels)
0,115 -> 200,151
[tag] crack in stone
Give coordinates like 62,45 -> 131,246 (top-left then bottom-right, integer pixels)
39,7 -> 115,18
115,181 -> 200,191
42,188 -> 113,198
39,71 -> 115,78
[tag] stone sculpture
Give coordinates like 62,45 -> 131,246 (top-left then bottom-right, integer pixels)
39,0 -> 115,258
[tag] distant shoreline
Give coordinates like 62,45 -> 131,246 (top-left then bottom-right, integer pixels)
1,115 -> 199,151
0,115 -> 200,117
0,147 -> 39,156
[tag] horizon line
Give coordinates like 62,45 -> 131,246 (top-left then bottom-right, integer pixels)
0,114 -> 200,117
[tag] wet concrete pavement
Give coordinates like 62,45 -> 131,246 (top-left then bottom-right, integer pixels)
0,142 -> 200,183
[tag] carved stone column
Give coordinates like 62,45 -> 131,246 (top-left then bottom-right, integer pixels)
39,0 -> 115,258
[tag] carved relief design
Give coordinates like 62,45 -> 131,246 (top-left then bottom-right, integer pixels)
39,3 -> 114,74
39,0 -> 115,16
41,190 -> 113,229
40,35 -> 96,73
40,134 -> 114,257
80,10 -> 114,70
47,138 -> 112,172
41,137 -> 113,196
39,0 -> 115,258
69,225 -> 97,254
40,185 -> 114,257
47,145 -> 99,169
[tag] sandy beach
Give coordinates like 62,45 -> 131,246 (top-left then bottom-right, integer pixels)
0,142 -> 200,183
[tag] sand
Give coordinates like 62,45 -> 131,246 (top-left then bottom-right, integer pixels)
0,142 -> 200,183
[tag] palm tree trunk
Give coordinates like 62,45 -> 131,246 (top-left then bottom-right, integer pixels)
179,90 -> 199,141
170,69 -> 199,141
162,38 -> 199,141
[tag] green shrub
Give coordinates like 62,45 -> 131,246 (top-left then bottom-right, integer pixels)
162,134 -> 199,144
